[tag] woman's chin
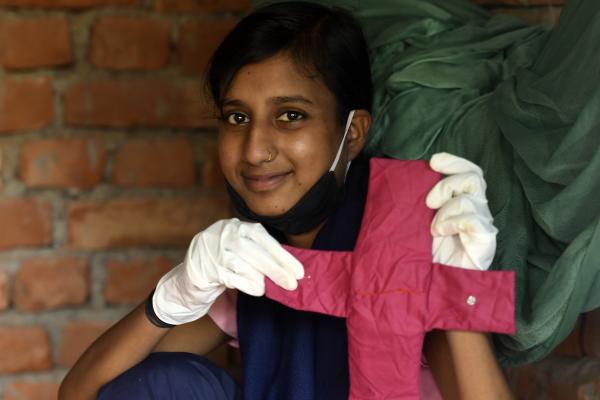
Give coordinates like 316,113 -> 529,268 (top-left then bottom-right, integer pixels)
250,207 -> 289,218
243,198 -> 293,218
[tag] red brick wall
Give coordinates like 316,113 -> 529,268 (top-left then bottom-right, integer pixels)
1,0 -> 598,399
0,0 -> 244,397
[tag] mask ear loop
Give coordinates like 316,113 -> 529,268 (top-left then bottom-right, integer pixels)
329,110 -> 356,177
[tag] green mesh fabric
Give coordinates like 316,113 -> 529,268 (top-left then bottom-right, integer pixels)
253,0 -> 600,366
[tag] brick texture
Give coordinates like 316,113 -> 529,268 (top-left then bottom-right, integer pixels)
473,0 -> 562,5
201,141 -> 224,189
4,380 -> 60,400
20,138 -> 105,188
0,147 -> 4,191
583,308 -> 600,358
492,6 -> 562,25
13,256 -> 89,311
553,317 -> 584,357
63,79 -> 214,128
104,256 -> 174,304
155,0 -> 250,13
67,195 -> 230,249
0,271 -> 8,310
577,378 -> 600,400
0,17 -> 72,69
0,198 -> 52,250
178,19 -> 237,74
0,0 -> 139,8
111,138 -> 195,187
508,356 -> 600,399
89,16 -> 170,70
0,327 -> 51,373
0,77 -> 54,134
58,320 -> 112,367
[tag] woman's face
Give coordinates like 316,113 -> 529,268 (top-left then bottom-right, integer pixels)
218,53 -> 346,217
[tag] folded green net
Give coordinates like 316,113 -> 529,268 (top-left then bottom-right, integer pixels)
254,0 -> 600,366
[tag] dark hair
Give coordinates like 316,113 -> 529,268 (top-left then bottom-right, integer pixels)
206,1 -> 373,127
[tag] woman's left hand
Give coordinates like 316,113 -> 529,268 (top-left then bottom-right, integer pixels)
426,152 -> 498,270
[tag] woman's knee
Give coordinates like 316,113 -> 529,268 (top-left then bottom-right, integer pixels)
98,352 -> 241,400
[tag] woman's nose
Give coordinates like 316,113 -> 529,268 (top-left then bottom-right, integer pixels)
243,121 -> 276,165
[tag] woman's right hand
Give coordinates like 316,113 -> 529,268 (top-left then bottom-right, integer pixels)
59,218 -> 302,400
152,218 -> 304,326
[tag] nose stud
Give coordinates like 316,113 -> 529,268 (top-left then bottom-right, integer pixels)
265,151 -> 273,162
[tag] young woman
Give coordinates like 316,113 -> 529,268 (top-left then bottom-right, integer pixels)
59,2 -> 514,399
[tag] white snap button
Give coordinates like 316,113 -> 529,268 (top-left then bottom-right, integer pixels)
466,295 -> 477,306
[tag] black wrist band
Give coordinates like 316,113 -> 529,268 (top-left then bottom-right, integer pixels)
144,289 -> 176,329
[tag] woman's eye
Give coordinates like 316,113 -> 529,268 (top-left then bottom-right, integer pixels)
226,113 -> 249,125
277,111 -> 304,122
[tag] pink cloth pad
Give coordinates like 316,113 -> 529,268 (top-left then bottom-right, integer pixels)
265,158 -> 515,399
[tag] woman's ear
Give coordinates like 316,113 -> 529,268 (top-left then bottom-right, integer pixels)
346,109 -> 372,160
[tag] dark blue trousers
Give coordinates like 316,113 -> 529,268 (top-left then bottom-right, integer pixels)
98,352 -> 241,400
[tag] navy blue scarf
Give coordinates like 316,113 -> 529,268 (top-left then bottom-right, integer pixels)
237,158 -> 370,400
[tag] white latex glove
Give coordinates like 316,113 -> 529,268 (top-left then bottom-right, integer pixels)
426,152 -> 498,270
153,218 -> 304,325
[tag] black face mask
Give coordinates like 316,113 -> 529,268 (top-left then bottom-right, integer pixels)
225,170 -> 345,235
225,110 -> 356,236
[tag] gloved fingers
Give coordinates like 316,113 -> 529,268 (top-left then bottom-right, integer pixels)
153,263 -> 225,325
228,236 -> 300,291
426,172 -> 487,209
432,214 -> 497,271
429,152 -> 483,176
460,230 -> 497,270
431,212 -> 498,238
219,266 -> 266,297
427,158 -> 497,271
240,223 -> 305,280
432,235 -> 495,270
432,235 -> 461,266
431,194 -> 493,227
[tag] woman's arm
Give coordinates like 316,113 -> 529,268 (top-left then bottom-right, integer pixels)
60,219 -> 302,399
425,330 -> 514,400
425,154 -> 513,398
59,218 -> 302,400
58,302 -> 227,400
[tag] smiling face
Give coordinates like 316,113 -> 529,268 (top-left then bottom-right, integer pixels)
217,52 -> 348,217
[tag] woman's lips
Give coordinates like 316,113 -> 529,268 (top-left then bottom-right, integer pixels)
242,171 -> 291,192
